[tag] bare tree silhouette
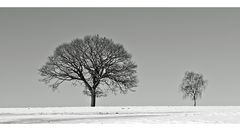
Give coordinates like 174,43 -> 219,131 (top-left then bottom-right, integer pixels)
179,71 -> 207,106
39,35 -> 138,107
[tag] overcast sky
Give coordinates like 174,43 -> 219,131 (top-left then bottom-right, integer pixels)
0,8 -> 240,107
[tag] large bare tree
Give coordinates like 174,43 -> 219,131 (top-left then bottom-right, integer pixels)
179,71 -> 207,106
39,35 -> 138,107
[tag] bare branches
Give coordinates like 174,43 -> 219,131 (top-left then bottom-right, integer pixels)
179,71 -> 208,105
39,34 -> 138,99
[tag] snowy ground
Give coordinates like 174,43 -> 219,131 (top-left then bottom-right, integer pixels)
0,106 -> 240,124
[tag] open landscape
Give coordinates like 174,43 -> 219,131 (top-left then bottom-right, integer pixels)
0,106 -> 240,124
1,8 -> 240,126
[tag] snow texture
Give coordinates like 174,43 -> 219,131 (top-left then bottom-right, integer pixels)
0,106 -> 240,124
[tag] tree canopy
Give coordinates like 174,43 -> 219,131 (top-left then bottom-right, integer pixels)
179,71 -> 207,106
39,35 -> 138,106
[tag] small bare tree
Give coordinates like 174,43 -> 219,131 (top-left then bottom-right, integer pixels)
179,71 -> 207,106
39,35 -> 138,107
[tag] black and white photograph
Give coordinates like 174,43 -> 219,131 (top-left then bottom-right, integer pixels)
1,1 -> 240,127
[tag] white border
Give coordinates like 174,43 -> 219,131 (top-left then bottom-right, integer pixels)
1,124 -> 240,131
0,0 -> 240,7
1,0 -> 240,130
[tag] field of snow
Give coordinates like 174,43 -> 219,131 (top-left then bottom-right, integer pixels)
0,106 -> 240,124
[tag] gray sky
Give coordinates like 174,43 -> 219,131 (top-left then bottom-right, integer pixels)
0,8 -> 240,107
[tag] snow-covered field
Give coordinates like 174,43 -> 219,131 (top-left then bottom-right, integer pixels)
0,106 -> 240,124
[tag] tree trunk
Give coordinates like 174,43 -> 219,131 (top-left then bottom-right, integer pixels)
193,94 -> 197,106
91,93 -> 96,107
